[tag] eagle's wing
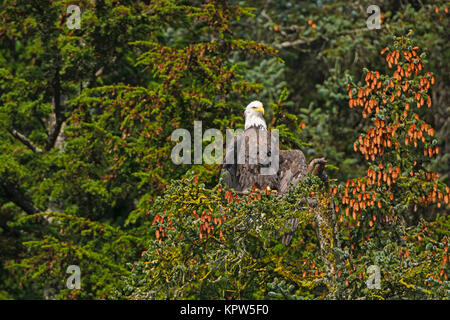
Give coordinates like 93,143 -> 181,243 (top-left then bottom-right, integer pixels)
222,133 -> 241,191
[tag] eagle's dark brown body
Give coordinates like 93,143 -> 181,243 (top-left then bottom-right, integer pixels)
222,127 -> 327,194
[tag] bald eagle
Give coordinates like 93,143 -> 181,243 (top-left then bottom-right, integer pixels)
222,100 -> 327,195
221,101 -> 328,246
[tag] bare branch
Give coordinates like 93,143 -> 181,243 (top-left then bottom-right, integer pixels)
274,38 -> 311,49
46,71 -> 66,151
307,157 -> 327,175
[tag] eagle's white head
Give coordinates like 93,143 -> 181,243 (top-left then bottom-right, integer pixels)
244,100 -> 267,130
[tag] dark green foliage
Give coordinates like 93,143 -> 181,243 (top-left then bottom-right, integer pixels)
0,0 -> 448,300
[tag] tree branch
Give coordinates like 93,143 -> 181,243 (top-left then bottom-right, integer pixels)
313,201 -> 340,299
307,157 -> 327,175
274,38 -> 312,49
8,128 -> 42,153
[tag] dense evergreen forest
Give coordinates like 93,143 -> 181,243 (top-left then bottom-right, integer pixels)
0,0 -> 449,300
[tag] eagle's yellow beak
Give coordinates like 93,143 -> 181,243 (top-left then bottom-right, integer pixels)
255,106 -> 265,115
